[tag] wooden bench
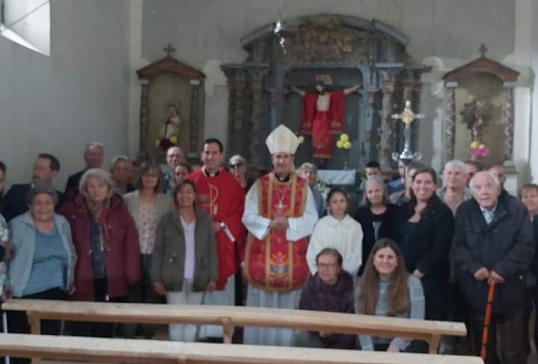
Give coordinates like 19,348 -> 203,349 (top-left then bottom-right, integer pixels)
3,299 -> 466,354
0,334 -> 483,364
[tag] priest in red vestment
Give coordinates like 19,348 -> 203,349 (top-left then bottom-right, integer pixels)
291,82 -> 360,160
188,138 -> 245,339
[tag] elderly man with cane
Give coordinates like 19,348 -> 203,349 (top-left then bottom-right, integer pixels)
453,171 -> 534,364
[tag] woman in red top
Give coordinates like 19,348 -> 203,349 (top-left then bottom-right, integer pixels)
61,168 -> 140,337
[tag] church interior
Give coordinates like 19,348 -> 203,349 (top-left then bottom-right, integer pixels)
0,0 -> 537,190
1,0 -> 538,363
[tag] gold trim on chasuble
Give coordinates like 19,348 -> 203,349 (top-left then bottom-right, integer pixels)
245,172 -> 309,292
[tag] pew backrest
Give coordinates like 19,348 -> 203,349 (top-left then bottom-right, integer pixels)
3,299 -> 466,354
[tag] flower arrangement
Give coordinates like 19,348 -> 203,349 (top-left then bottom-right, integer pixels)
336,134 -> 352,169
336,133 -> 352,150
156,135 -> 178,151
469,141 -> 490,158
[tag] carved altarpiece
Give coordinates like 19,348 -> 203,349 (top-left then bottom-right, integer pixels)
137,49 -> 205,161
442,47 -> 519,166
222,15 -> 429,170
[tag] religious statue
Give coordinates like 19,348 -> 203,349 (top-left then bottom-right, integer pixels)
290,81 -> 360,165
157,103 -> 181,152
460,99 -> 491,160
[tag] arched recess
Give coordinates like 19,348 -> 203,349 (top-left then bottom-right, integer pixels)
221,14 -> 429,170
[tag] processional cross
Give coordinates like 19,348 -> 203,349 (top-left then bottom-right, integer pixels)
391,100 -> 424,164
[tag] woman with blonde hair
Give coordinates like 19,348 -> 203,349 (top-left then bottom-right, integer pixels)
61,168 -> 140,337
356,238 -> 425,352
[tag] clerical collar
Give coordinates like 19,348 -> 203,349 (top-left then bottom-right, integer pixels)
203,167 -> 220,178
275,174 -> 290,182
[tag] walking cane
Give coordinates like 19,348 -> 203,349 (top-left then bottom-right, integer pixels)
480,281 -> 496,361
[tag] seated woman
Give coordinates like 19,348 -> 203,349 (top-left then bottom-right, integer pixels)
355,238 -> 425,352
307,188 -> 363,276
7,186 -> 76,341
296,248 -> 356,349
353,176 -> 396,276
61,168 -> 140,337
151,180 -> 218,342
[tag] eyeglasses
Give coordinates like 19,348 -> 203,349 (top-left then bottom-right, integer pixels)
230,163 -> 244,169
316,263 -> 338,269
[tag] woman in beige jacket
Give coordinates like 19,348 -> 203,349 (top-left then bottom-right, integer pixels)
123,161 -> 173,338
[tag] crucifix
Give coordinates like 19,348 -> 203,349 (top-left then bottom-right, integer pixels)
163,43 -> 175,57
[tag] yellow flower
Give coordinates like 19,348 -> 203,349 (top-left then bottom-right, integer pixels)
336,140 -> 344,149
298,136 -> 305,144
344,141 -> 352,150
340,134 -> 349,143
470,141 -> 480,149
169,135 -> 178,144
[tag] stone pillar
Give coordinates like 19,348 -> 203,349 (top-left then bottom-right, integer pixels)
246,67 -> 269,167
222,66 -> 246,155
502,82 -> 516,161
444,82 -> 457,163
378,79 -> 395,170
138,79 -> 150,157
189,79 -> 202,155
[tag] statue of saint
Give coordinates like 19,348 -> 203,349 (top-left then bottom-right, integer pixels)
158,104 -> 181,151
290,81 -> 359,164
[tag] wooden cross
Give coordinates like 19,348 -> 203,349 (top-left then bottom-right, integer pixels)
479,43 -> 488,58
163,43 -> 175,57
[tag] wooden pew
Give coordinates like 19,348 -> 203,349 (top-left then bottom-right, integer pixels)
0,334 -> 484,364
3,299 -> 466,354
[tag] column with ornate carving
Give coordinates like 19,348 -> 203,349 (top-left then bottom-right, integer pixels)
231,70 -> 246,155
189,79 -> 202,154
502,82 -> 515,161
378,79 -> 395,170
444,82 -> 457,163
222,66 -> 246,155
246,67 -> 268,167
139,79 -> 150,157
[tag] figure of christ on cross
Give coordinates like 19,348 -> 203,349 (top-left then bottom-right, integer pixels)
290,81 -> 360,167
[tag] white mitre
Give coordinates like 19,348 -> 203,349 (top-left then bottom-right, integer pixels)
265,124 -> 300,155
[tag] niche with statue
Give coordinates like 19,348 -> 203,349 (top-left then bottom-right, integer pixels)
442,45 -> 519,166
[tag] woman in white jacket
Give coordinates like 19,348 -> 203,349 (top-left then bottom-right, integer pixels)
307,187 -> 363,276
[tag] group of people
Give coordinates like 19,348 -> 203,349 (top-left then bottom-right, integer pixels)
0,124 -> 535,364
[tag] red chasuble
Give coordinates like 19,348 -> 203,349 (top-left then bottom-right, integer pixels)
245,173 -> 310,293
188,168 -> 245,290
300,90 -> 345,159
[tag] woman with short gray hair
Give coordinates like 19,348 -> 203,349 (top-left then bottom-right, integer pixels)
7,185 -> 76,351
61,168 -> 140,337
353,176 -> 397,276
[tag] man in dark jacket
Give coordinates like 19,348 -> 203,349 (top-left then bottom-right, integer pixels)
453,171 -> 533,364
3,153 -> 64,221
64,142 -> 104,200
